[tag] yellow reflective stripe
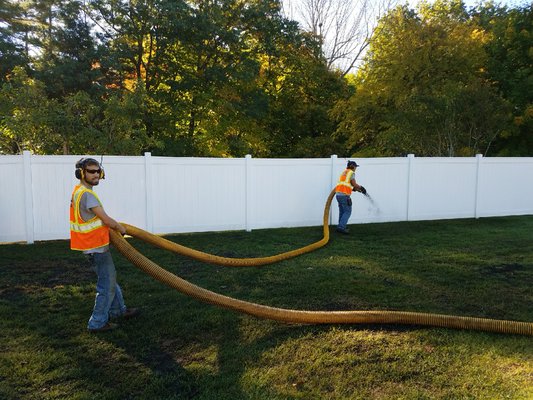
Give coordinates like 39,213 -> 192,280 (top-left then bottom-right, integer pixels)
72,186 -> 88,225
337,170 -> 354,187
73,189 -> 83,225
70,185 -> 81,224
70,219 -> 104,233
72,186 -> 103,224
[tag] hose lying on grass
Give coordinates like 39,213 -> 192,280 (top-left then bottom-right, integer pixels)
119,189 -> 336,267
110,189 -> 533,336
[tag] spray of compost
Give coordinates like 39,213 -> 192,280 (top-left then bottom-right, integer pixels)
364,193 -> 381,215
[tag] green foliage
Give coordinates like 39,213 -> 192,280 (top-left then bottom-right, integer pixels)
97,84 -> 154,154
0,67 -> 53,154
333,0 -> 513,157
32,0 -> 104,99
475,4 -> 533,156
0,0 -> 29,81
250,27 -> 352,157
0,0 -> 351,157
0,68 -> 152,155
0,0 -> 531,157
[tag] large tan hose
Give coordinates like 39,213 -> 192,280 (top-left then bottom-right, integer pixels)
120,189 -> 336,267
110,230 -> 532,335
110,189 -> 533,336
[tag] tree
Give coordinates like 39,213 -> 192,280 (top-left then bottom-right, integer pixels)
1,0 -> 349,157
260,37 -> 352,157
86,0 -> 278,156
0,67 -> 54,154
475,4 -> 533,156
333,0 -> 511,156
283,0 -> 397,76
34,0 -> 104,99
0,0 -> 29,80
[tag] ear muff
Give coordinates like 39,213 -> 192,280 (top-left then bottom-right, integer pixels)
75,167 -> 84,180
99,167 -> 105,179
75,158 -> 86,180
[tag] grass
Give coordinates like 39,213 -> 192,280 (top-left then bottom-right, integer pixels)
0,216 -> 532,400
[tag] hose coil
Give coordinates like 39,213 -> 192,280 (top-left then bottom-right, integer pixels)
110,189 -> 533,336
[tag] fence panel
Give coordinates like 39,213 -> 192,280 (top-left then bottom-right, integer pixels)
30,156 -> 79,241
151,157 -> 247,234
0,156 -> 26,242
97,156 -> 148,232
408,157 -> 478,221
342,157 -> 410,224
477,158 -> 533,217
250,158 -> 332,230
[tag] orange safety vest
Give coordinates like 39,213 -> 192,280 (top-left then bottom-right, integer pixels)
70,184 -> 109,251
335,169 -> 354,195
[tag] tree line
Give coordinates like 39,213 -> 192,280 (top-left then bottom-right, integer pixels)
1,0 -> 531,157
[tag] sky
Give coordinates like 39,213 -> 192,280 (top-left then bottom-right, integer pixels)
407,0 -> 529,7
281,0 -> 530,73
282,0 -> 530,22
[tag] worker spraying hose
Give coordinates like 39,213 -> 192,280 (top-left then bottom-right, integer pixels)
334,160 -> 367,234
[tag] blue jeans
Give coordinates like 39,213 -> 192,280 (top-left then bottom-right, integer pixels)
336,193 -> 352,231
86,251 -> 126,330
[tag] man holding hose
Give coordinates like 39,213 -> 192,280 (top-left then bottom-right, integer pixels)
335,160 -> 366,234
70,157 -> 139,332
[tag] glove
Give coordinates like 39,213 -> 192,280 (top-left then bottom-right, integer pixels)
359,186 -> 367,195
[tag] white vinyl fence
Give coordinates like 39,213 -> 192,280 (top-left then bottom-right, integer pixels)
1,152 -> 533,244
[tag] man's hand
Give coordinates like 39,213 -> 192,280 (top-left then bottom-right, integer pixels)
116,223 -> 127,235
92,206 -> 126,235
359,186 -> 367,195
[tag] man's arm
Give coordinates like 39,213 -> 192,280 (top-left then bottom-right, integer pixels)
351,178 -> 367,194
350,178 -> 362,192
91,206 -> 126,235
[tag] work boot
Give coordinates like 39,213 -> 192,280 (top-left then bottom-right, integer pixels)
336,228 -> 350,234
120,307 -> 140,319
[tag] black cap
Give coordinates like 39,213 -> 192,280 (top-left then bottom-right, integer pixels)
347,160 -> 359,168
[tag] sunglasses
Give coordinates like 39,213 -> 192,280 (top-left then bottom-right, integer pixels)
85,168 -> 102,175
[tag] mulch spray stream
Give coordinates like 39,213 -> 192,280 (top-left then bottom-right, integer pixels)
364,193 -> 381,215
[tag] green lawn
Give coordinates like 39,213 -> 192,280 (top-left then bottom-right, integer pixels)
1,216 -> 532,399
